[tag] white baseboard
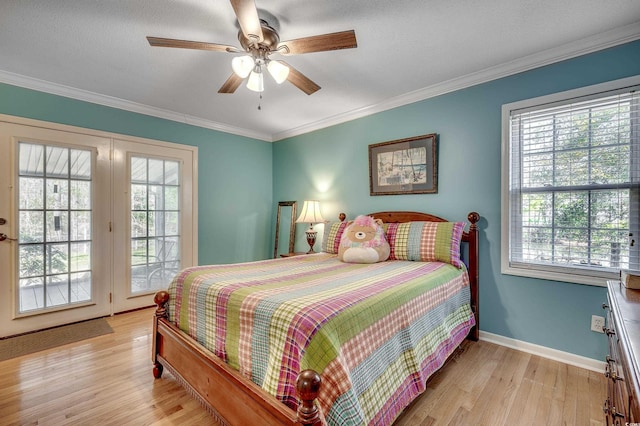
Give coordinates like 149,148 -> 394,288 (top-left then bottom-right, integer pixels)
479,331 -> 606,373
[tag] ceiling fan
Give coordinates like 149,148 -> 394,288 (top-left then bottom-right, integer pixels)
146,0 -> 357,95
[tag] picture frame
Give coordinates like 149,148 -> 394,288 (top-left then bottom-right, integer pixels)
369,133 -> 438,196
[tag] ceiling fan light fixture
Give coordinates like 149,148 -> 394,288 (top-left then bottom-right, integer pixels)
267,60 -> 289,84
246,67 -> 264,92
147,2 -> 357,96
232,55 -> 254,78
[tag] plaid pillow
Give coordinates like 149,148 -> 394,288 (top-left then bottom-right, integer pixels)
321,221 -> 349,254
385,221 -> 465,267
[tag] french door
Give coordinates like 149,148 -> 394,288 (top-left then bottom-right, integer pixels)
0,118 -> 196,336
0,122 -> 112,336
112,139 -> 195,312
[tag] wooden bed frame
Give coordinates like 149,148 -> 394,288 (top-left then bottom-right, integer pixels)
152,211 -> 480,425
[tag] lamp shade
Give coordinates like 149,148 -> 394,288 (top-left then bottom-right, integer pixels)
267,60 -> 289,84
231,56 -> 254,78
296,200 -> 325,224
246,68 -> 264,92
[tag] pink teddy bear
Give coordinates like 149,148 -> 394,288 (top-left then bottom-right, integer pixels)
338,215 -> 390,263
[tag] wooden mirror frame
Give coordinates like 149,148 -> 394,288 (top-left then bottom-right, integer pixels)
274,201 -> 297,258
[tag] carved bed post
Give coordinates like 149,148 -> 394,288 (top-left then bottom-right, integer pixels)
467,212 -> 480,341
152,290 -> 170,379
296,369 -> 322,426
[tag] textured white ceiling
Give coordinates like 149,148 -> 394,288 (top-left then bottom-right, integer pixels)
1,0 -> 639,141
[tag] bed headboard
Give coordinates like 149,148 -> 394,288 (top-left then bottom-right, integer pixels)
367,210 -> 480,341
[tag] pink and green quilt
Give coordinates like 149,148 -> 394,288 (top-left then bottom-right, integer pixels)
167,253 -> 475,425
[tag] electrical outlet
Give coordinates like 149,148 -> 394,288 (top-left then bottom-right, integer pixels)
591,315 -> 605,333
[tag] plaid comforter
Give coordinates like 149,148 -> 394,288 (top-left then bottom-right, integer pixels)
167,253 -> 475,425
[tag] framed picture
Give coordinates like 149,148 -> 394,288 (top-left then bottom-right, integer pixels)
369,133 -> 438,195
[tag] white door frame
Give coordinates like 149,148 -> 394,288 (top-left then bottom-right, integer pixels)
0,115 -> 198,336
111,138 -> 197,313
0,121 -> 112,336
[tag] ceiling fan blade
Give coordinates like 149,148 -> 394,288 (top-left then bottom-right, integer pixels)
230,0 -> 264,43
147,36 -> 238,52
278,30 -> 357,55
282,62 -> 321,95
218,73 -> 244,94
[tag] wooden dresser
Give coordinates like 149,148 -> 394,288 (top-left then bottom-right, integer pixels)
604,280 -> 640,424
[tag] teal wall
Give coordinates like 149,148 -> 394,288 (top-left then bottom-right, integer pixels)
0,83 -> 273,265
273,39 -> 640,361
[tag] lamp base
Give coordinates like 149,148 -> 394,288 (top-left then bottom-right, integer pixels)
305,230 -> 317,254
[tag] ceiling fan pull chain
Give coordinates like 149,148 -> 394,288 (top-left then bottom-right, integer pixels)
258,93 -> 262,111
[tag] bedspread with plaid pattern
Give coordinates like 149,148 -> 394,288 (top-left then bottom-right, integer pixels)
167,253 -> 474,425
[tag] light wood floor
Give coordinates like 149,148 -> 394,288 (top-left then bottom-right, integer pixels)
0,308 -> 607,426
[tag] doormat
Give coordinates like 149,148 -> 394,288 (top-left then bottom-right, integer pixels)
0,317 -> 113,361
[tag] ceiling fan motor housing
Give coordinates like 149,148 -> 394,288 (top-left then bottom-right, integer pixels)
238,20 -> 280,56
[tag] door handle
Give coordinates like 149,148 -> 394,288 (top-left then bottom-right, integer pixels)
0,218 -> 16,241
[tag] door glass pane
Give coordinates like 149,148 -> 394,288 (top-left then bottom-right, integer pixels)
70,242 -> 91,271
46,211 -> 69,242
70,181 -> 91,209
19,277 -> 44,312
19,211 -> 44,243
130,156 -> 181,293
70,211 -> 91,241
148,159 -> 164,184
70,272 -> 92,303
70,149 -> 91,178
164,211 -> 179,235
17,142 -> 93,313
20,143 -> 44,176
46,274 -> 69,307
46,146 -> 69,178
19,177 -> 43,209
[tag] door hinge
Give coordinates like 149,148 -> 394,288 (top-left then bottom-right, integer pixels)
109,222 -> 112,232
109,293 -> 112,303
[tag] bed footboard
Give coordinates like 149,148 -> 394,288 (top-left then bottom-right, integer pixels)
152,291 -> 321,426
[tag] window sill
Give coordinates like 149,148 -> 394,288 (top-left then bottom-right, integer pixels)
501,263 -> 615,287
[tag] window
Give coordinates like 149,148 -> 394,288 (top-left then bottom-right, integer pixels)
130,156 -> 181,293
502,76 -> 640,286
17,142 -> 94,312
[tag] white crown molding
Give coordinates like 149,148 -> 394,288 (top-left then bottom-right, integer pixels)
0,70 -> 272,142
480,330 -> 606,373
273,21 -> 640,141
1,22 -> 638,143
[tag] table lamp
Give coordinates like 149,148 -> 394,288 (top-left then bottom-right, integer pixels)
295,200 -> 325,253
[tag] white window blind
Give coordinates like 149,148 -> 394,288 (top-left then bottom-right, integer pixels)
505,81 -> 640,284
